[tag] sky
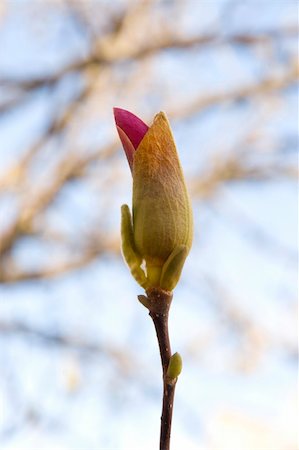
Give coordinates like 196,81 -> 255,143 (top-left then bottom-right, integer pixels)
0,1 -> 298,449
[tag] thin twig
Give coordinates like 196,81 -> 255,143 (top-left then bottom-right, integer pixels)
139,288 -> 177,450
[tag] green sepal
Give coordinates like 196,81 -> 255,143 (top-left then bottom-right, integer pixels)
167,352 -> 182,379
160,245 -> 188,291
121,204 -> 148,289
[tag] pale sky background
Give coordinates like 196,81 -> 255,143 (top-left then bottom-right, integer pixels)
0,1 -> 298,449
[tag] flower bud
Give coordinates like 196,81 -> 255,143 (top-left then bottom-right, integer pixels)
167,352 -> 183,380
114,108 -> 193,291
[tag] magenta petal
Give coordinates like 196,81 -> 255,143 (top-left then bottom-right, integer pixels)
113,107 -> 149,150
116,126 -> 135,171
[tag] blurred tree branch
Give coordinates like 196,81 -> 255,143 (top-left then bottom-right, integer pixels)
0,319 -> 135,370
0,0 -> 296,347
0,24 -> 297,114
0,3 -> 297,447
1,61 -> 297,281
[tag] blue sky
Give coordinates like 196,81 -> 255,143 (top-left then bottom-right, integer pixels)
0,1 -> 297,449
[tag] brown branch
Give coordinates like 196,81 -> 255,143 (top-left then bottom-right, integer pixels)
138,288 -> 177,450
190,143 -> 298,200
0,233 -> 119,283
0,140 -> 118,257
0,77 -> 96,190
1,49 -> 296,193
114,25 -> 299,62
1,26 -> 297,92
0,320 -> 135,373
0,56 -> 296,278
170,63 -> 299,120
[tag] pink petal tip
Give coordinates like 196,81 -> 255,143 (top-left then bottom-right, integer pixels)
113,108 -> 149,149
113,108 -> 149,170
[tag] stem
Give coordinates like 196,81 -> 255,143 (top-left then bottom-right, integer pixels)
149,309 -> 171,373
138,288 -> 177,450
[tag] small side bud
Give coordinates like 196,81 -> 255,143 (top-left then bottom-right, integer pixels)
167,352 -> 182,380
138,295 -> 150,310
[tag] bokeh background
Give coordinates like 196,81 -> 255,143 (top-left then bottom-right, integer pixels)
0,1 -> 298,449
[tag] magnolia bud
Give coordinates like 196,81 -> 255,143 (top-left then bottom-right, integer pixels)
114,108 -> 193,291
